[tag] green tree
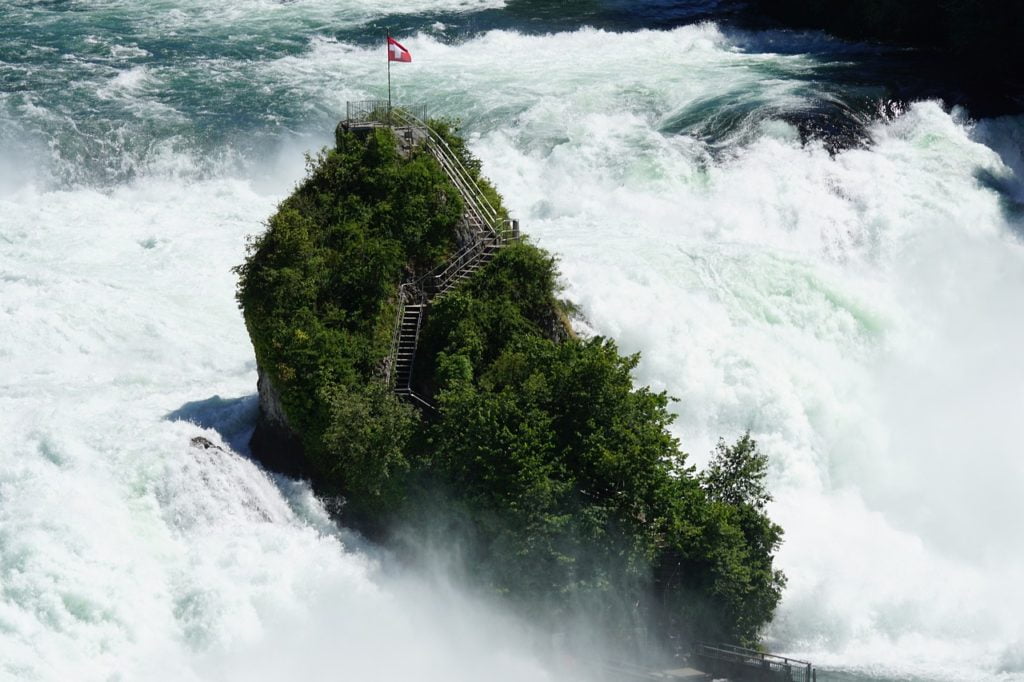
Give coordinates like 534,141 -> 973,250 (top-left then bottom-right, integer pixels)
320,381 -> 418,517
702,433 -> 773,510
699,434 -> 786,644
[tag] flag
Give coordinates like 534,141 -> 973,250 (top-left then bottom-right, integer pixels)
387,36 -> 412,63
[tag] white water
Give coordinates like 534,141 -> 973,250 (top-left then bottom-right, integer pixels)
3,15 -> 1024,682
458,30 -> 1024,680
0,173 -> 559,680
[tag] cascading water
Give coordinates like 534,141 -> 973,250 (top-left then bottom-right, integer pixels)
2,2 -> 1022,680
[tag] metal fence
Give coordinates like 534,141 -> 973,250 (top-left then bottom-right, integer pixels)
345,99 -> 428,126
695,642 -> 815,682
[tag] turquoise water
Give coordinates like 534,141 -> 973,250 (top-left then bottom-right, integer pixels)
2,2 -> 1023,680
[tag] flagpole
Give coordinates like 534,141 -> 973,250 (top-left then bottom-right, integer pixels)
386,30 -> 392,120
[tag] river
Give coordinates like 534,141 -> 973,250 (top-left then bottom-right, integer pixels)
2,2 -> 1022,680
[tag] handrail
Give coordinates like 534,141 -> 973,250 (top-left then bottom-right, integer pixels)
346,99 -> 428,127
357,102 -> 519,407
700,642 -> 812,667
383,285 -> 407,386
389,108 -> 498,220
696,642 -> 814,682
389,109 -> 509,241
351,103 -> 510,243
417,140 -> 497,239
422,237 -> 499,294
385,282 -> 429,384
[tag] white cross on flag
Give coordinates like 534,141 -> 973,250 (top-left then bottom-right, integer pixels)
387,37 -> 412,63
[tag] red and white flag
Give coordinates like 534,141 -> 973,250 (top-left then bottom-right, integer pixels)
387,36 -> 412,63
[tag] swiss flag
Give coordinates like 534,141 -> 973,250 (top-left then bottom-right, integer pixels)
387,37 -> 412,63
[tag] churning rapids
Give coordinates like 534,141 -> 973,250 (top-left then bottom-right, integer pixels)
2,2 -> 1023,680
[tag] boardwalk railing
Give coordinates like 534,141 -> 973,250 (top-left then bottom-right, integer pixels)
695,642 -> 815,682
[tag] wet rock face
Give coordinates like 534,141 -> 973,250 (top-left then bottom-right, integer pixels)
190,436 -> 224,452
249,366 -> 310,479
256,366 -> 289,433
540,306 -> 572,345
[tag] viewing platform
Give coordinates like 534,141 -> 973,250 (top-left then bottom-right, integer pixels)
693,643 -> 816,682
599,643 -> 816,682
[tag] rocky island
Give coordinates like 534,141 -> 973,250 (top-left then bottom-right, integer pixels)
234,113 -> 786,653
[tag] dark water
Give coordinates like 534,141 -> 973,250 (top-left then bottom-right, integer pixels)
1,0 -> 1011,188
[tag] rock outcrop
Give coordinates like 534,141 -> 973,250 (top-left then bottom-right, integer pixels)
250,367 -> 309,478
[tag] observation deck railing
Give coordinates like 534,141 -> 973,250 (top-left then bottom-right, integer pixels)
345,99 -> 427,127
695,642 -> 815,682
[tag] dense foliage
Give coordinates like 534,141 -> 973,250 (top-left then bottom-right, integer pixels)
237,125 -> 785,648
235,126 -> 459,498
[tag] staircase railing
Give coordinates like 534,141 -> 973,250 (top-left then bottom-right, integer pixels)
695,642 -> 815,682
389,108 -> 512,243
355,103 -> 519,407
383,282 -> 424,386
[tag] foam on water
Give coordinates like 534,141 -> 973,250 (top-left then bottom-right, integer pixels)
0,167 -> 561,680
442,28 -> 1024,681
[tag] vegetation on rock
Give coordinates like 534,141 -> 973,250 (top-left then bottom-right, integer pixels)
236,123 -> 785,648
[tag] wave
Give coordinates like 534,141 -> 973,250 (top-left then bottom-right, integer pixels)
0,170 -> 561,681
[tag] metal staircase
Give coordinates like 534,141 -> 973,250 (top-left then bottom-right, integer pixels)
391,294 -> 433,411
351,103 -> 519,409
